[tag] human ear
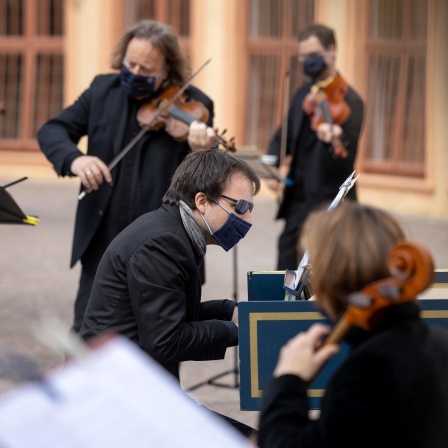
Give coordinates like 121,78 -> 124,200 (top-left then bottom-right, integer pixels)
194,192 -> 208,214
325,45 -> 336,64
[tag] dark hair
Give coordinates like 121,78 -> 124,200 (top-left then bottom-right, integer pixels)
298,23 -> 336,49
301,202 -> 405,316
163,149 -> 261,208
111,20 -> 191,86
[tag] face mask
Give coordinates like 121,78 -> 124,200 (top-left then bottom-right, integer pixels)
200,201 -> 252,252
303,54 -> 327,79
120,64 -> 165,99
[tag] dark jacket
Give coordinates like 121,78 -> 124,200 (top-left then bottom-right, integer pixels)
79,204 -> 237,379
258,302 -> 448,447
269,79 -> 364,219
37,74 -> 213,267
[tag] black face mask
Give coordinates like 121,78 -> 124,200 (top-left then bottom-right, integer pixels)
303,54 -> 327,79
208,212 -> 252,252
120,64 -> 165,99
200,199 -> 252,252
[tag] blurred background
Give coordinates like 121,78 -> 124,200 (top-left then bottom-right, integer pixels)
1,0 -> 447,216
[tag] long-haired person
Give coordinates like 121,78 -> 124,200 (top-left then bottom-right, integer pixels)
258,202 -> 448,448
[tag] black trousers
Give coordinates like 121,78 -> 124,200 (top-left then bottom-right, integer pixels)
277,201 -> 311,271
203,407 -> 256,439
73,264 -> 96,333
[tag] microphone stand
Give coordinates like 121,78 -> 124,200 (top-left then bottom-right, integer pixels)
185,245 -> 239,392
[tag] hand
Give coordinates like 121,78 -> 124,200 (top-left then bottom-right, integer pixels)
265,154 -> 292,192
316,123 -> 342,143
266,178 -> 283,193
71,155 -> 112,191
231,305 -> 238,325
274,323 -> 339,382
187,121 -> 217,150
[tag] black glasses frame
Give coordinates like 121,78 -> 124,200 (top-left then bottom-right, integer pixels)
220,194 -> 254,214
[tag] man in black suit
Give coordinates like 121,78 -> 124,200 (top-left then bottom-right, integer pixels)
80,149 -> 260,437
267,23 -> 364,270
38,20 -> 216,332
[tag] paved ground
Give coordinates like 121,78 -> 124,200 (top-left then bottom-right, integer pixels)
1,161 -> 447,431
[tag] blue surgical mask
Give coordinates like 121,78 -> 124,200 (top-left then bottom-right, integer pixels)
200,200 -> 252,252
120,63 -> 165,99
303,54 -> 327,79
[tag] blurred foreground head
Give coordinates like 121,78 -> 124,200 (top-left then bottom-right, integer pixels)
301,202 -> 405,317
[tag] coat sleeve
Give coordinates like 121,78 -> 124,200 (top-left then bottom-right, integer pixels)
258,353 -> 398,448
37,79 -> 99,176
198,299 -> 236,321
127,232 -> 236,364
339,88 -> 364,162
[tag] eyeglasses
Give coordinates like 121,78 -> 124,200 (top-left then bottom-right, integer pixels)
220,195 -> 254,215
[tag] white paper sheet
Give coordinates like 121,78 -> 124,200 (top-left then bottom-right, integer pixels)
0,337 -> 248,448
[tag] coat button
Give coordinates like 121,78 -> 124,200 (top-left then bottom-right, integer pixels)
98,210 -> 104,216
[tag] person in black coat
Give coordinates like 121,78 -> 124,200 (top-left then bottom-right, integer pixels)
258,202 -> 448,448
80,149 -> 261,437
37,20 -> 217,332
267,23 -> 364,270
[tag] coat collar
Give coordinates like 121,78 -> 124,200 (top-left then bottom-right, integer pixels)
161,203 -> 205,268
344,301 -> 421,347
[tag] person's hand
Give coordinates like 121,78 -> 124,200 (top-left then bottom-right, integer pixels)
71,155 -> 112,191
187,121 -> 217,150
315,123 -> 342,143
274,323 -> 339,382
266,178 -> 283,193
265,153 -> 292,193
231,305 -> 238,325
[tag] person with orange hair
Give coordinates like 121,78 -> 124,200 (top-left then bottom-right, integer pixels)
258,202 -> 448,448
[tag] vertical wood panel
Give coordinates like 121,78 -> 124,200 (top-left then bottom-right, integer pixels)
362,0 -> 427,177
0,0 -> 63,151
246,0 -> 314,152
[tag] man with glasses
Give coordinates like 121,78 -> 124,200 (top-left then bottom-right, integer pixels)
38,20 -> 217,333
79,149 -> 260,438
266,23 -> 364,271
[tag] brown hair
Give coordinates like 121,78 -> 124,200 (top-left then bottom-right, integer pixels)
163,149 -> 261,208
301,202 -> 405,317
111,20 -> 191,86
298,23 -> 336,49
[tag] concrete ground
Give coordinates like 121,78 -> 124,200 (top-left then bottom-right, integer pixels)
1,158 -> 448,431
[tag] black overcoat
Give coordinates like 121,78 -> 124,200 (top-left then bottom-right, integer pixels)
37,74 -> 213,267
269,79 -> 364,218
79,204 -> 237,379
259,302 -> 448,447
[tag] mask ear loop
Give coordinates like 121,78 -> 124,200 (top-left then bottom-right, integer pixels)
199,198 -> 232,237
199,212 -> 214,236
